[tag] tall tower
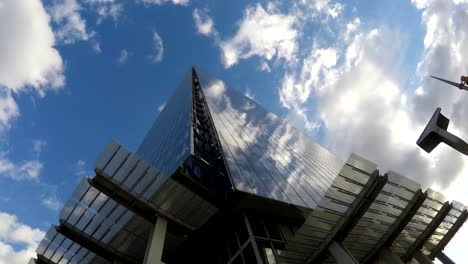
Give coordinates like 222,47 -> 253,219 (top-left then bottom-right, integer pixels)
137,68 -> 344,209
32,68 -> 467,264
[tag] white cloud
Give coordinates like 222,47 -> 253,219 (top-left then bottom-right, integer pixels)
41,195 -> 62,211
279,2 -> 468,255
278,47 -> 339,132
140,0 -> 189,5
258,61 -> 271,72
0,0 -> 64,95
193,8 -> 217,37
412,0 -> 431,9
0,211 -> 45,264
75,159 -> 89,178
117,49 -> 129,64
244,88 -> 255,100
91,39 -> 102,54
158,102 -> 166,112
85,0 -> 123,23
280,47 -> 338,109
151,32 -> 164,63
0,140 -> 45,181
344,18 -> 361,41
0,154 -> 43,181
411,0 -> 468,123
279,19 -> 466,193
220,3 -> 299,68
301,0 -> 344,18
32,140 -> 47,157
290,0 -> 344,24
48,0 -> 94,44
0,92 -> 19,132
407,0 -> 468,189
98,3 -> 122,23
405,5 -> 468,262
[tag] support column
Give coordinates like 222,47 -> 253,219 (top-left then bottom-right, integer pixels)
436,252 -> 455,264
380,247 -> 404,264
413,250 -> 433,264
328,241 -> 359,264
144,217 -> 168,264
401,202 -> 452,262
430,210 -> 467,260
243,214 -> 264,264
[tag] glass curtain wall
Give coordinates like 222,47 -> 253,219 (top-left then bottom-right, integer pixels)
136,70 -> 193,176
197,70 -> 344,209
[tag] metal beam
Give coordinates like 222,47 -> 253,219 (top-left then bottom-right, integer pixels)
306,170 -> 388,263
362,190 -> 427,264
380,248 -> 404,264
335,173 -> 389,243
89,172 -> 195,232
328,241 -> 359,264
413,250 -> 433,264
401,202 -> 453,262
243,214 -> 264,264
35,255 -> 58,264
429,210 -> 468,259
55,220 -> 140,264
436,251 -> 455,264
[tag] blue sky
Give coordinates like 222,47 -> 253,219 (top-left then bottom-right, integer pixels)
1,0 -> 468,263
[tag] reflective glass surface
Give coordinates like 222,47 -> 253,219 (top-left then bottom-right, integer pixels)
422,201 -> 466,254
136,70 -> 192,176
275,154 -> 376,263
36,226 -> 104,264
197,71 -> 344,209
390,189 -> 447,257
342,171 -> 421,262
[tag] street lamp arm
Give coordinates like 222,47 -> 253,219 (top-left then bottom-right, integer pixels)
435,127 -> 468,155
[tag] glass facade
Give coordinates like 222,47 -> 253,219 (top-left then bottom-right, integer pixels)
136,70 -> 193,176
37,177 -> 145,264
342,171 -> 421,262
197,71 -> 344,209
275,154 -> 378,263
390,189 -> 448,257
422,201 -> 467,255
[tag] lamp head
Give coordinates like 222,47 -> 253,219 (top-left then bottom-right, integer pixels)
417,108 -> 449,153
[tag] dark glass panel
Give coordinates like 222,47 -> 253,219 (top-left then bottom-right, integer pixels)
242,243 -> 257,264
136,70 -> 192,176
265,222 -> 282,241
250,219 -> 267,238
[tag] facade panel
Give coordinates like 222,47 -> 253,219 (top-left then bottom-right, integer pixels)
198,71 -> 344,209
422,201 -> 467,254
342,171 -> 421,261
390,189 -> 447,257
277,154 -> 377,263
136,70 -> 193,176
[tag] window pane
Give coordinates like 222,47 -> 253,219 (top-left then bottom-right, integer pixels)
242,243 -> 257,264
264,247 -> 277,264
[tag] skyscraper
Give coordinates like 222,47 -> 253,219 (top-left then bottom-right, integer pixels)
31,68 -> 466,264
